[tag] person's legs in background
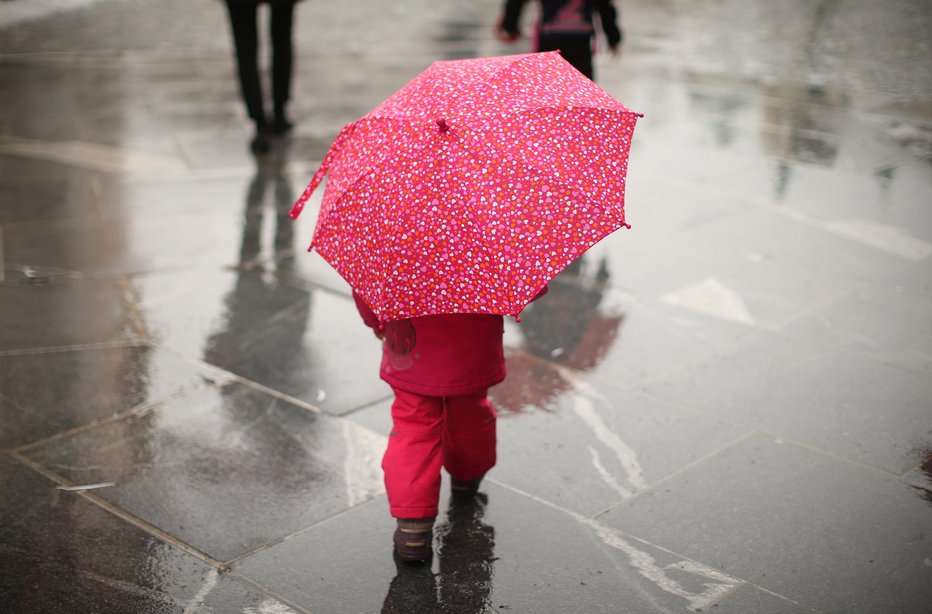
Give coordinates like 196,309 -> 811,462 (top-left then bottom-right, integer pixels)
226,1 -> 271,153
269,0 -> 295,135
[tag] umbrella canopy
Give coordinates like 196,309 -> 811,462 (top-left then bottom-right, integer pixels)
290,51 -> 641,322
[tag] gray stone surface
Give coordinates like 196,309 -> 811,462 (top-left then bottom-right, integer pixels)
1,0 -> 930,611
597,434 -> 932,613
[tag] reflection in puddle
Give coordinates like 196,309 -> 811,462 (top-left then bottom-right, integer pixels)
496,256 -> 647,498
520,256 -> 624,371
909,452 -> 932,507
494,255 -> 625,414
760,84 -> 849,170
381,495 -> 494,613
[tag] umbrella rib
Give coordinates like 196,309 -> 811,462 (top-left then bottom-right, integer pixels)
321,116 -> 441,205
438,134 -> 629,315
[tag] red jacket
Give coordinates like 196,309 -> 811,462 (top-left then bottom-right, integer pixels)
354,292 -> 506,397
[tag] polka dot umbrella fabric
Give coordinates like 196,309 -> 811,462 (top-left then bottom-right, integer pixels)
289,51 -> 642,323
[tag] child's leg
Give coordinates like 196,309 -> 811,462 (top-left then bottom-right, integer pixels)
442,390 -> 497,483
383,388 -> 444,519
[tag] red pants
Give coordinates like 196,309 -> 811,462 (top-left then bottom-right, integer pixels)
383,387 -> 497,519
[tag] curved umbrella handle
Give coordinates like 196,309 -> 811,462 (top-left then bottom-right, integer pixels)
289,122 -> 357,220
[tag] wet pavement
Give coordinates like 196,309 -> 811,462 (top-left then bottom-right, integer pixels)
1,0 -> 931,611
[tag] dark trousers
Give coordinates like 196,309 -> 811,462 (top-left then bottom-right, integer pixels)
226,1 -> 295,125
538,35 -> 594,80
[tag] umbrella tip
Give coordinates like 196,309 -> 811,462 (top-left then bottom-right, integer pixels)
435,118 -> 449,133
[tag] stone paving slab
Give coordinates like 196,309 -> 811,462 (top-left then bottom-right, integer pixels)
597,433 -> 932,613
236,482 -> 773,613
1,0 -> 931,611
21,383 -> 384,563
642,331 -> 932,475
0,345 -> 206,449
0,280 -> 140,351
0,455 -> 297,612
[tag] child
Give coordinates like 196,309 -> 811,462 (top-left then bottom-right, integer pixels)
354,289 -> 544,562
496,0 -> 623,81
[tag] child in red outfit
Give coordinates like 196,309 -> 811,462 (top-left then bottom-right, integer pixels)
353,290 -> 539,562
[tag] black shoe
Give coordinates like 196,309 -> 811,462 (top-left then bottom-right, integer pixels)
450,475 -> 484,501
250,129 -> 272,155
270,116 -> 294,136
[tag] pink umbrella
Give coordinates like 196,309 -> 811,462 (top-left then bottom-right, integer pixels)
289,51 -> 641,322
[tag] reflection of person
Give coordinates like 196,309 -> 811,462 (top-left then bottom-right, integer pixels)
492,255 -> 624,414
520,254 -> 615,366
495,0 -> 622,80
355,290 -> 545,563
204,150 -> 309,384
381,495 -> 495,612
223,0 -> 300,154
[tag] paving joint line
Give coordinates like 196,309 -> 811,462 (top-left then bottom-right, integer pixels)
590,430 -> 758,519
10,384 -> 210,454
222,494 -> 387,569
154,343 -> 325,415
220,571 -> 314,614
635,390 -> 916,482
487,475 -> 822,613
8,450 -> 228,572
0,339 -> 142,357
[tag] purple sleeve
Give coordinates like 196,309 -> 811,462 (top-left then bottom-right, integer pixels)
353,291 -> 381,329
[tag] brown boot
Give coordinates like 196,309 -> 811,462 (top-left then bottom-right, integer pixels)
393,517 -> 435,563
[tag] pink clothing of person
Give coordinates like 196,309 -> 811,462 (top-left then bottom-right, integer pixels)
383,387 -> 497,518
354,291 -> 507,397
354,288 -> 546,519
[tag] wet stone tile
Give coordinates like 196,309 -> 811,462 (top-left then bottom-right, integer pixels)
507,272 -> 756,393
0,455 -> 292,612
96,177 -> 254,274
711,583 -> 816,614
902,452 -> 932,492
236,482 -> 749,614
597,434 -> 932,613
0,175 -> 102,225
8,168 -> 288,278
2,214 -> 141,275
0,345 -> 207,450
884,258 -> 932,299
23,383 -> 384,562
642,331 -> 932,475
782,282 -> 932,374
135,268 -> 387,415
777,162 -> 932,242
0,279 -> 139,352
682,206 -> 918,285
176,132 -> 272,171
201,284 -> 388,415
343,395 -> 394,437
491,361 -> 751,516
